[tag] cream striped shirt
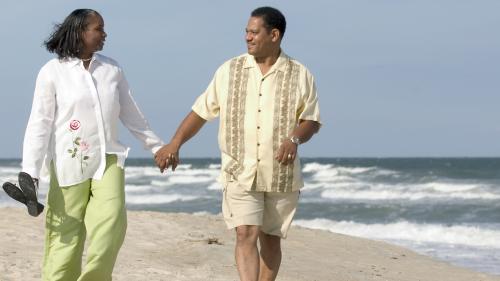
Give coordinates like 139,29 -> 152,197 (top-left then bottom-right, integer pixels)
192,51 -> 321,192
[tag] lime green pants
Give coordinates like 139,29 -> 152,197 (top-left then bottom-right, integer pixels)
43,154 -> 127,281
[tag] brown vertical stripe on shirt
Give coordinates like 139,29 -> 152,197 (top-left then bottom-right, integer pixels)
285,62 -> 301,192
272,70 -> 285,192
272,59 -> 301,192
225,56 -> 248,182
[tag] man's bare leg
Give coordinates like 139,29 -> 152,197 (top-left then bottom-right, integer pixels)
235,225 -> 260,281
258,232 -> 282,281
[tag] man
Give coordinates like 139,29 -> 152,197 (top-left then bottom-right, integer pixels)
155,6 -> 321,281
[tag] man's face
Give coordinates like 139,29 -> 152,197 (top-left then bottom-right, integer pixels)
245,16 -> 277,58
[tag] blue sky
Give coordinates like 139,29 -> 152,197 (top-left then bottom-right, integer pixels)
0,0 -> 499,158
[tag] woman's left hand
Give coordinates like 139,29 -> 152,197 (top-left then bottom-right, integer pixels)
154,143 -> 180,173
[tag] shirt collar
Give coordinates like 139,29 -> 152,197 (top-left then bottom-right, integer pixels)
244,50 -> 290,73
63,53 -> 102,68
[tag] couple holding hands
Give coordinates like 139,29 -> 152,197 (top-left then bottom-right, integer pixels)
3,6 -> 321,281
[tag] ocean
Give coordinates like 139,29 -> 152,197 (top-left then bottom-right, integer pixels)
1,157 -> 499,275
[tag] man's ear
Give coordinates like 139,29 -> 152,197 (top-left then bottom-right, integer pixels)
271,28 -> 281,42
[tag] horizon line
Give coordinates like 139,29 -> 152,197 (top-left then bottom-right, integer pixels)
1,156 -> 499,160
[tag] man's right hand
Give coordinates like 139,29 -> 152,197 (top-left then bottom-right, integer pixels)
154,111 -> 207,173
154,143 -> 180,173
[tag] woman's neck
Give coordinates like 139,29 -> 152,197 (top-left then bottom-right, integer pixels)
79,52 -> 93,70
79,52 -> 93,61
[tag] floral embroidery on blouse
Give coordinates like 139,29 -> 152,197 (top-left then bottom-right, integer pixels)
67,119 -> 90,174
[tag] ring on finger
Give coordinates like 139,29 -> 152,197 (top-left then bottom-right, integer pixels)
287,154 -> 293,159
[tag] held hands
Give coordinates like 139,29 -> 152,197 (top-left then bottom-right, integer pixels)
154,143 -> 180,173
275,139 -> 298,165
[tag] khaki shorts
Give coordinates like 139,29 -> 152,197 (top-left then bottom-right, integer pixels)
222,181 -> 299,239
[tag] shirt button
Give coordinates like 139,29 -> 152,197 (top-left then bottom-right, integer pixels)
261,78 -> 265,82
258,159 -> 261,162
257,143 -> 260,146
259,94 -> 262,97
257,126 -> 260,129
258,109 -> 261,112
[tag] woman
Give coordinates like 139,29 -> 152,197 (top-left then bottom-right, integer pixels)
20,9 -> 163,280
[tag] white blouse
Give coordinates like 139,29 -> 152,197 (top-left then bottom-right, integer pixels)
22,54 -> 164,186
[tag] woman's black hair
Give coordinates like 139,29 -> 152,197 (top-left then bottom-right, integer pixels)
44,9 -> 99,59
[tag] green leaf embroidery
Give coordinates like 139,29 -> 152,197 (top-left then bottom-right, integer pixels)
74,137 -> 81,145
83,156 -> 89,160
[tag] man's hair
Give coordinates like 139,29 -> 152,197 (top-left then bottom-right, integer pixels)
44,9 -> 99,59
251,6 -> 286,39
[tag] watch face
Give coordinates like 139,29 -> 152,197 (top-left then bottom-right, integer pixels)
291,136 -> 300,144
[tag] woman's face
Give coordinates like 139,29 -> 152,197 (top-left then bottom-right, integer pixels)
81,13 -> 106,55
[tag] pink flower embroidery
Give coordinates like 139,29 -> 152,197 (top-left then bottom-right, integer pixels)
70,120 -> 81,131
80,141 -> 90,152
67,120 -> 90,174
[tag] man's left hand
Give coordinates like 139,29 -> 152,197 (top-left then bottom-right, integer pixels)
276,139 -> 298,165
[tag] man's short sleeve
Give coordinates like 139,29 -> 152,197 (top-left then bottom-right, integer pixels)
191,75 -> 220,121
298,69 -> 321,124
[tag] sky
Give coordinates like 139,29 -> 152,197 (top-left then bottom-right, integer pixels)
0,0 -> 499,158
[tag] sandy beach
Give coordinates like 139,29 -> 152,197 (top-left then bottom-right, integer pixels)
0,207 -> 498,281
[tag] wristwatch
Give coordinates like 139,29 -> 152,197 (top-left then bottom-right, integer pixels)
290,136 -> 301,145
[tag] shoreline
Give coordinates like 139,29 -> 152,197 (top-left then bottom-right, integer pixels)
1,207 -> 499,281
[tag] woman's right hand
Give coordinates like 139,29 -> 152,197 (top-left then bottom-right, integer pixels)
154,143 -> 180,173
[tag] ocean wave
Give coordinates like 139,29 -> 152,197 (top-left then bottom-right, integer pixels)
293,219 -> 500,249
302,162 -> 403,176
0,167 -> 21,174
207,182 -> 222,190
125,164 -> 196,176
125,184 -> 157,193
126,194 -> 199,204
125,167 -> 162,178
302,163 -> 400,184
0,176 -> 18,185
125,167 -> 219,185
0,167 -> 22,184
321,188 -> 500,201
209,164 -> 221,169
150,180 -> 176,187
303,163 -> 375,174
166,175 -> 215,184
419,182 -> 479,193
302,182 -> 329,190
161,169 -> 219,177
302,163 -> 333,173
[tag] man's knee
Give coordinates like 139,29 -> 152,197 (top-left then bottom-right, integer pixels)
259,232 -> 281,252
235,225 -> 260,245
